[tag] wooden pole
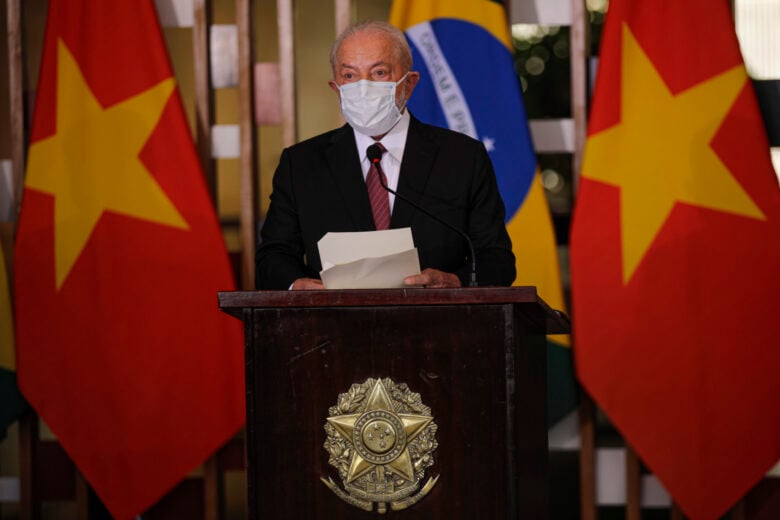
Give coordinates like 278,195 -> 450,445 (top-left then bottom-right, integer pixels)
578,392 -> 597,520
192,3 -> 222,519
334,0 -> 350,37
277,0 -> 297,147
570,0 -> 589,193
203,455 -> 221,520
731,498 -> 746,520
333,0 -> 349,127
625,445 -> 641,520
7,0 -> 25,217
237,0 -> 258,290
571,2 -> 595,518
18,412 -> 38,520
670,501 -> 686,520
193,0 -> 216,202
6,2 -> 37,518
75,471 -> 89,520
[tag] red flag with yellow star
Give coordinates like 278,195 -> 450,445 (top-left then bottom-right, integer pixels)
570,1 -> 780,518
14,1 -> 244,517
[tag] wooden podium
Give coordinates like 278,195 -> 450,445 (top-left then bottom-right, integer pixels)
218,287 -> 569,519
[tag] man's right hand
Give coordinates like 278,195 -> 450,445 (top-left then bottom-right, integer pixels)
403,268 -> 461,288
291,278 -> 324,290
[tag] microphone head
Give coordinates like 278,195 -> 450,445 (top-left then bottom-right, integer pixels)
367,144 -> 382,164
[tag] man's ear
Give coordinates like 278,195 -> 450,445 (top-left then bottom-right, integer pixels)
328,80 -> 340,94
404,71 -> 421,98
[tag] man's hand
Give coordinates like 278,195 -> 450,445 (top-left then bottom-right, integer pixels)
404,268 -> 461,288
291,278 -> 324,290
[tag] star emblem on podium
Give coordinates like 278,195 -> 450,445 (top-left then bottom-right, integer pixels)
327,379 -> 432,483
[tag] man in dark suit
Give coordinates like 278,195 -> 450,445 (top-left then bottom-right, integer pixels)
256,21 -> 515,290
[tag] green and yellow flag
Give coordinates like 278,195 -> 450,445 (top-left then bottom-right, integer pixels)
390,0 -> 575,425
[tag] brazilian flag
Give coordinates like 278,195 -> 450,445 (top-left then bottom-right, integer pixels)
390,0 -> 576,426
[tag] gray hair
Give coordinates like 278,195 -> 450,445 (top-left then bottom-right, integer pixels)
329,20 -> 413,75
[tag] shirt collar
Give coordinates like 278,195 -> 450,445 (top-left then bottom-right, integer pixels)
353,110 -> 411,163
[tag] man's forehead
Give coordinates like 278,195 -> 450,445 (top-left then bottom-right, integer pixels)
340,31 -> 395,56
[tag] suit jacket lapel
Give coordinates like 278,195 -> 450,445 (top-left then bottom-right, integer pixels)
392,115 -> 438,229
325,124 -> 376,230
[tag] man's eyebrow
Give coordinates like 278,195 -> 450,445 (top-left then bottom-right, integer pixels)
337,61 -> 391,70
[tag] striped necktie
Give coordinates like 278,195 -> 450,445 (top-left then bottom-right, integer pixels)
366,142 -> 391,230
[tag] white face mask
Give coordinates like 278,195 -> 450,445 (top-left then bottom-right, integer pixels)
338,73 -> 408,137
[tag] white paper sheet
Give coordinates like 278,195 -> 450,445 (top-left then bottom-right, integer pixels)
318,228 -> 421,289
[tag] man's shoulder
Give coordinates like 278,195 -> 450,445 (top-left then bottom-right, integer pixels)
409,116 -> 485,150
286,124 -> 352,154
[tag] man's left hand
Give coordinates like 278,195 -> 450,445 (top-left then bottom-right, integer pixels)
403,268 -> 461,288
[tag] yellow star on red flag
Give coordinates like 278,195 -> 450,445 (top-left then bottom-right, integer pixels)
25,39 -> 188,289
582,25 -> 765,284
570,3 -> 780,519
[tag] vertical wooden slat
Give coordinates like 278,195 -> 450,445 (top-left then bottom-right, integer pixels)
334,0 -> 350,37
625,445 -> 641,520
7,0 -> 24,217
571,3 -> 593,516
579,392 -> 597,520
570,0 -> 588,193
19,412 -> 38,520
333,0 -> 349,128
237,0 -> 257,290
193,0 -> 216,202
731,498 -> 747,520
277,0 -> 296,147
75,471 -> 89,520
193,2 -> 221,518
8,1 -> 34,518
203,455 -> 221,520
670,501 -> 686,520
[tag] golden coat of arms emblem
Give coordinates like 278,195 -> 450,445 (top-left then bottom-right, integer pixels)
321,377 -> 439,513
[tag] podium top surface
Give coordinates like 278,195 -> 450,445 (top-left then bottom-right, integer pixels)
218,287 -> 570,334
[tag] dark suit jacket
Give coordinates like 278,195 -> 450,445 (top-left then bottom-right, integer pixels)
255,115 -> 516,289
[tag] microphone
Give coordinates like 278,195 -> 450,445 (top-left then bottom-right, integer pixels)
367,143 -> 478,287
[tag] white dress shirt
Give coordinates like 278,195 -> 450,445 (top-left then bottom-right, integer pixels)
352,110 -> 411,213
